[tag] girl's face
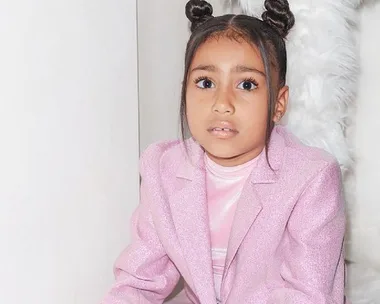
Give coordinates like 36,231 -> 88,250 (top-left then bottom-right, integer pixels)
186,36 -> 288,167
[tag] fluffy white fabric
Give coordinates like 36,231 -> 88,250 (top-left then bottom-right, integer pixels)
236,0 -> 359,172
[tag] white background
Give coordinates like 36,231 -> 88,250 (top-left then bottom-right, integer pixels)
0,0 -> 139,303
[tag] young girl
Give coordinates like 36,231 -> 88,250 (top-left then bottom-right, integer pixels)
103,0 -> 347,303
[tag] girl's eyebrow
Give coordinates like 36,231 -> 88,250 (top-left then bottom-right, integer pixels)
233,65 -> 266,77
190,64 -> 266,77
190,64 -> 217,73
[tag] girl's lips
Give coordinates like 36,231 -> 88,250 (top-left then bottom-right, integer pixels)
208,120 -> 238,135
208,127 -> 238,139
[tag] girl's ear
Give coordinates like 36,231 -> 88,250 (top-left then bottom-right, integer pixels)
273,85 -> 289,123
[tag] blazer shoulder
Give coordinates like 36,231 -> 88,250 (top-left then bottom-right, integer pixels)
139,139 -> 185,176
280,128 -> 340,177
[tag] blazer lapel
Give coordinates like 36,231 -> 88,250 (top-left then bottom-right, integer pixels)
169,139 -> 216,303
224,125 -> 286,278
224,181 -> 263,276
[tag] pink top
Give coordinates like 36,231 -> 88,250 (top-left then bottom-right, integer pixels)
205,154 -> 258,301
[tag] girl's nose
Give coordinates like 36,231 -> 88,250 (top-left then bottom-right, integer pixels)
212,92 -> 235,115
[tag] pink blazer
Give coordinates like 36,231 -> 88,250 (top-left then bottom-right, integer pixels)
102,126 -> 346,304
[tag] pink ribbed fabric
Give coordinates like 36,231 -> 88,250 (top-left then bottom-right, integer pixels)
205,155 -> 258,301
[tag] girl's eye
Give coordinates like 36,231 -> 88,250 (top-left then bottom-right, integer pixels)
238,79 -> 258,91
195,78 -> 215,89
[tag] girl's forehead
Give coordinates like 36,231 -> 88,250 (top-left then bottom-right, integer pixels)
190,36 -> 264,70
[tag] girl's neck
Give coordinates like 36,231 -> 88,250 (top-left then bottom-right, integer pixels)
204,152 -> 259,179
204,146 -> 264,167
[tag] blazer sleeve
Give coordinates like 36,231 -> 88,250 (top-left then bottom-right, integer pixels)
102,155 -> 180,304
268,161 -> 347,304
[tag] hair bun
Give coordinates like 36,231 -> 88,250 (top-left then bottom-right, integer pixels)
185,0 -> 213,32
261,0 -> 295,38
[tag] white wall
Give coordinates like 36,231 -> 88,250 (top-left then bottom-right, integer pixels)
346,2 -> 380,302
138,0 -> 239,151
0,1 -> 139,303
353,1 -> 380,268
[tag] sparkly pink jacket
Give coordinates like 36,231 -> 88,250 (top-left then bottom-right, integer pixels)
102,126 -> 346,304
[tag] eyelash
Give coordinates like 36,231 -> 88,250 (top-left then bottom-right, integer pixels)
193,76 -> 210,84
242,77 -> 258,87
193,76 -> 259,90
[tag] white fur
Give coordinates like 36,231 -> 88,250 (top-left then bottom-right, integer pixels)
234,0 -> 380,303
236,0 -> 359,173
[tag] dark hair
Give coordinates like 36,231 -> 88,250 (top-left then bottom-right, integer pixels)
181,0 -> 295,165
